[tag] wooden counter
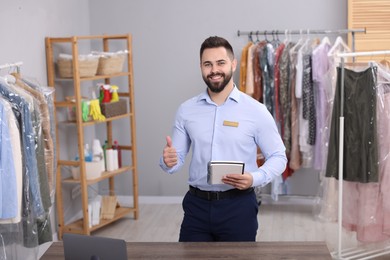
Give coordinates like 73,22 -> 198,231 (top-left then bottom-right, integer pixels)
40,241 -> 332,259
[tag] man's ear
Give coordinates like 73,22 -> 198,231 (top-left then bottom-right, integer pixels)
232,58 -> 238,72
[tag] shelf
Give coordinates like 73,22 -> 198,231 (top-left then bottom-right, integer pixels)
56,112 -> 134,126
54,71 -> 131,82
62,166 -> 135,185
62,206 -> 136,234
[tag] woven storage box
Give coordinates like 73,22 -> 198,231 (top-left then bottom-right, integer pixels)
100,99 -> 127,118
96,54 -> 125,75
57,55 -> 99,78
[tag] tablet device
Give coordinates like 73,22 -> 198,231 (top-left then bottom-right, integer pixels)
207,161 -> 245,185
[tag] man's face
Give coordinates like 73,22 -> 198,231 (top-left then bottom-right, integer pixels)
200,47 -> 236,93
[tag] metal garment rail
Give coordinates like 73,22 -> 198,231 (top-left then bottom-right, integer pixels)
334,50 -> 390,260
237,28 -> 366,52
0,61 -> 23,73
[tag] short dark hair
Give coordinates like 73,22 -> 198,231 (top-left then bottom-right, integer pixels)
200,36 -> 234,60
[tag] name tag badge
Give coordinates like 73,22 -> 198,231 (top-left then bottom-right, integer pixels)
223,120 -> 239,127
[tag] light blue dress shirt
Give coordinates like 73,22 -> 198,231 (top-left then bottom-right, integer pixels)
160,86 -> 287,191
0,99 -> 18,218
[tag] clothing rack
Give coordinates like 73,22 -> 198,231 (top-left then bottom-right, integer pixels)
237,28 -> 366,52
334,50 -> 390,260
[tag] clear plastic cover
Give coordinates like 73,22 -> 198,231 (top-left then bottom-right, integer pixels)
314,62 -> 390,249
0,74 -> 55,259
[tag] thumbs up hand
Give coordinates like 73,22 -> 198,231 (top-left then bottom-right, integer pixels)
163,136 -> 178,168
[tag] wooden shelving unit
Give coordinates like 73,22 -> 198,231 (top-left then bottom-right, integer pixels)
45,34 -> 139,238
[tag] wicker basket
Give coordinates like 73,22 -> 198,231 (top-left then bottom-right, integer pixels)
57,55 -> 99,78
96,54 -> 125,75
100,99 -> 127,118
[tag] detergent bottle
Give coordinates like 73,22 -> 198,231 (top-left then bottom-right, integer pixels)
111,85 -> 119,102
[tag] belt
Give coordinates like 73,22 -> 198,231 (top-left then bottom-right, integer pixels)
189,185 -> 254,201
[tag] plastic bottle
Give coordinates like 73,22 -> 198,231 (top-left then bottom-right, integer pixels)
110,85 -> 119,102
84,143 -> 92,162
102,140 -> 108,170
106,149 -> 115,171
112,140 -> 122,168
98,84 -> 104,103
92,139 -> 104,162
102,84 -> 111,103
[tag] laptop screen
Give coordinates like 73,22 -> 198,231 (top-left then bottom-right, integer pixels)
63,233 -> 128,260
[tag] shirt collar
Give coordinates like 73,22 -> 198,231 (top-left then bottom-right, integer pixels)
197,84 -> 240,104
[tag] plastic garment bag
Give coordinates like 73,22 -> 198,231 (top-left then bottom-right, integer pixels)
0,75 -> 55,259
315,63 -> 390,245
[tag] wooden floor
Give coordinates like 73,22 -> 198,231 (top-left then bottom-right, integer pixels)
91,200 -> 356,249
39,197 -> 390,259
93,200 -> 327,243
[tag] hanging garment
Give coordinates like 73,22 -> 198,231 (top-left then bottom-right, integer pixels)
14,77 -> 54,194
22,77 -> 57,183
326,66 -> 378,183
0,97 -> 22,224
0,81 -> 44,218
0,98 -> 18,219
340,64 -> 390,243
301,53 -> 316,145
261,43 -> 275,115
239,41 -> 253,92
376,64 -> 390,236
311,39 -> 332,171
245,43 -> 257,96
253,41 -> 267,102
274,43 -> 285,134
288,44 -> 302,171
279,42 -> 295,155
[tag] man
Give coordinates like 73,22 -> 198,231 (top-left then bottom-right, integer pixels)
160,36 -> 287,242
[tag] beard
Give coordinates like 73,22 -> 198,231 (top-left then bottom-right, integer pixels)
202,69 -> 233,93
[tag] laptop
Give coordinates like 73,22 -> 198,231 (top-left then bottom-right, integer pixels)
63,233 -> 128,260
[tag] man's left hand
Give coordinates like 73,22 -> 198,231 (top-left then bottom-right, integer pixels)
222,172 -> 253,190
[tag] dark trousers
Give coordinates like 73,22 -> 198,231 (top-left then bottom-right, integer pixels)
179,189 -> 258,242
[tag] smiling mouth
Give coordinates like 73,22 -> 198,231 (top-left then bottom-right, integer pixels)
208,73 -> 224,81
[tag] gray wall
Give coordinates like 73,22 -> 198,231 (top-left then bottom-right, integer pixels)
0,0 -> 90,84
0,0 -> 347,197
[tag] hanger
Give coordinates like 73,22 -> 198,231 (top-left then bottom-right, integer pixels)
255,31 -> 260,43
321,36 -> 331,46
380,53 -> 390,70
327,36 -> 350,57
297,29 -> 313,53
263,30 -> 269,42
312,36 -> 331,56
0,65 -> 18,85
271,30 -> 280,47
289,29 -> 305,55
275,30 -> 281,42
283,29 -> 292,44
248,31 -> 254,43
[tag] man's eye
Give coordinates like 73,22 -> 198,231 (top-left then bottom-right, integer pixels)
204,63 -> 211,67
217,61 -> 225,66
